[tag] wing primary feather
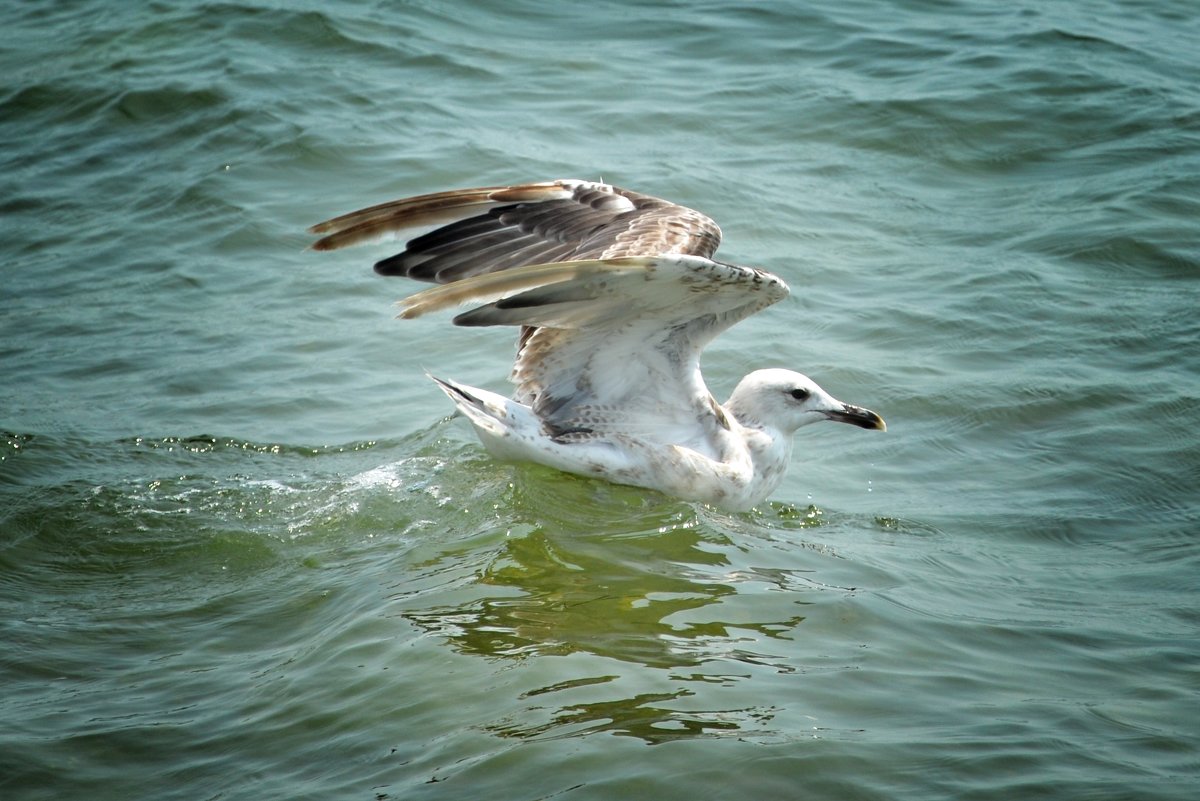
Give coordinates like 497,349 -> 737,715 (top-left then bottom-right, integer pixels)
378,230 -> 543,280
308,181 -> 581,250
395,258 -> 657,320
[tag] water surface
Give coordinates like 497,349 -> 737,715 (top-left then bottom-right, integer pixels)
3,1 -> 1198,799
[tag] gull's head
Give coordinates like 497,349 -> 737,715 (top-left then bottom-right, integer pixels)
726,368 -> 886,434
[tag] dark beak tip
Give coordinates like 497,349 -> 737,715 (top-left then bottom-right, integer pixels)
857,414 -> 887,432
828,405 -> 886,431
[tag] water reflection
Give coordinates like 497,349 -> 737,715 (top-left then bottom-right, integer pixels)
402,511 -> 809,668
485,689 -> 757,744
397,470 -> 829,743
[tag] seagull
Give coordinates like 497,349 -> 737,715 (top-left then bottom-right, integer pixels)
309,179 -> 884,510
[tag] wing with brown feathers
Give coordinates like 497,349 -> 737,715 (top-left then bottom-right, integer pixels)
309,179 -> 722,284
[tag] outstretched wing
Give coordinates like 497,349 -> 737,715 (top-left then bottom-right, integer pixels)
309,179 -> 723,283
397,256 -> 790,447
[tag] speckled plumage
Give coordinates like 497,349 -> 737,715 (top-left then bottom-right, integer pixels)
311,180 -> 885,509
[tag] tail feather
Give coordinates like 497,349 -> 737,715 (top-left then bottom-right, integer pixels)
428,374 -> 481,405
428,375 -> 509,439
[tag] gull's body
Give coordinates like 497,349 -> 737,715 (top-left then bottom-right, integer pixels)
310,179 -> 884,509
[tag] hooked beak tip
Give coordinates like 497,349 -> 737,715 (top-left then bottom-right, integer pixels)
826,404 -> 886,431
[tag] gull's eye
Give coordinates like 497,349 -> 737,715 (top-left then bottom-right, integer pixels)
789,388 -> 811,401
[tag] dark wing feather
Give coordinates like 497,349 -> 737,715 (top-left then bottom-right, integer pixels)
309,179 -> 723,284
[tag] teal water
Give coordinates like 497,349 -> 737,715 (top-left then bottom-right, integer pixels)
3,1 -> 1198,799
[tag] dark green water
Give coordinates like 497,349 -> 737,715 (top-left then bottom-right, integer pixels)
3,1 -> 1198,799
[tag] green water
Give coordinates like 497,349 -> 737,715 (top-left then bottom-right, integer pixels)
3,1 -> 1198,799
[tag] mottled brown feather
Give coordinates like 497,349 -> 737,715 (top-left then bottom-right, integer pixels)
308,179 -> 723,281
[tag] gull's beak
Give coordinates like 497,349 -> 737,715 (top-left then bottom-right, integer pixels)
825,403 -> 886,432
